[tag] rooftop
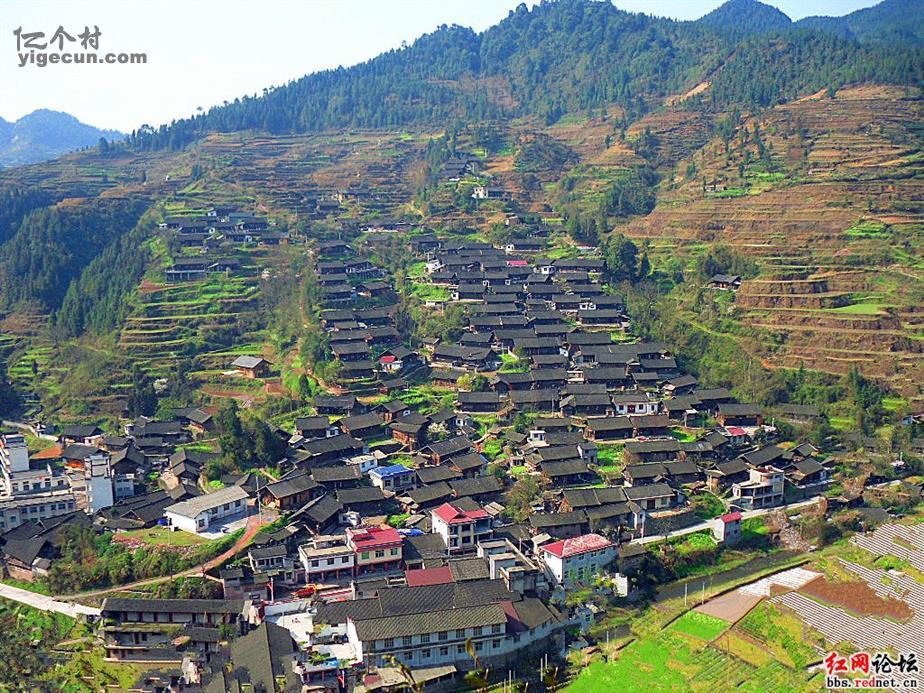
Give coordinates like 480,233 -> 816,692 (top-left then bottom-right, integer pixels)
541,533 -> 612,559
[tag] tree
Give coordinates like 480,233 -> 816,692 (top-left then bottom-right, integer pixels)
295,373 -> 312,402
603,234 -> 641,283
506,475 -> 542,523
126,365 -> 156,418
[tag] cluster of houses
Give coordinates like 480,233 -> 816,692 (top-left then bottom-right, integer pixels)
1,225 -> 878,693
159,207 -> 285,282
0,408 -> 228,580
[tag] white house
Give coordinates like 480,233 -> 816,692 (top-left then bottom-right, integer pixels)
431,501 -> 494,554
539,533 -> 616,588
164,485 -> 250,533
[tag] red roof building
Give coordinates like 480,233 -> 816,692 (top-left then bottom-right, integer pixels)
541,533 -> 612,559
539,532 -> 616,587
431,501 -> 494,553
432,502 -> 489,524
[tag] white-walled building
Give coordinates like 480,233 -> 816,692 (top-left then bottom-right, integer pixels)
431,501 -> 494,554
539,533 -> 616,588
164,485 -> 250,533
85,451 -> 115,513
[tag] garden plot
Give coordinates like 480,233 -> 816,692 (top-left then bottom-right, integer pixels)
770,554 -> 924,688
851,522 -> 924,572
737,566 -> 821,597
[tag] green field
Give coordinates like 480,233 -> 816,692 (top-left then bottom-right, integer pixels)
669,611 -> 728,641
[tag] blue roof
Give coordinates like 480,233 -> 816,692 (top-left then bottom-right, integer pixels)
370,464 -> 413,478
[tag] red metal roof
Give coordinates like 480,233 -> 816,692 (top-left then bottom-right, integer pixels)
432,501 -> 490,525
405,566 -> 454,587
725,427 -> 747,436
719,511 -> 742,523
347,526 -> 402,551
541,533 -> 612,559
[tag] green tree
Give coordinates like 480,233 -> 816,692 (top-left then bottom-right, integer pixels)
126,365 -> 156,418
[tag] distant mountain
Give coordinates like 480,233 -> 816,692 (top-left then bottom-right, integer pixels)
695,0 -> 791,39
797,0 -> 924,45
0,110 -> 123,168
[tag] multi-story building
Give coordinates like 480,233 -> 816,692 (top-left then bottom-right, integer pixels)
346,526 -> 403,576
539,533 -> 616,588
431,501 -> 494,554
298,534 -> 355,584
732,466 -> 785,509
327,580 -> 561,671
0,433 -> 76,532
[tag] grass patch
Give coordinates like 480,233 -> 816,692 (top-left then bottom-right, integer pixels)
670,611 -> 729,641
118,525 -> 208,547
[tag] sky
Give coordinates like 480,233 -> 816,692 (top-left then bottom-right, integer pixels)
1,0 -> 882,133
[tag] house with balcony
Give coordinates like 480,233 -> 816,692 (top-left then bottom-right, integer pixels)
732,466 -> 784,509
298,534 -> 355,584
432,500 -> 494,554
347,526 -> 403,576
539,533 -> 616,588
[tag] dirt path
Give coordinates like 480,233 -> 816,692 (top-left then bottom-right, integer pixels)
54,512 -> 268,601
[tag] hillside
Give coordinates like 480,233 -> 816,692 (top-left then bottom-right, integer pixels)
0,0 -> 920,420
0,110 -> 123,168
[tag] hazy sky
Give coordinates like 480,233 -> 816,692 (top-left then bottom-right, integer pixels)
1,0 -> 881,132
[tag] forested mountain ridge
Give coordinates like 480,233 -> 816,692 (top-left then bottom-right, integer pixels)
798,0 -> 924,45
129,0 -> 923,151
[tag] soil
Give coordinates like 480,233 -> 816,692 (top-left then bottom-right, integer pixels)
799,576 -> 914,621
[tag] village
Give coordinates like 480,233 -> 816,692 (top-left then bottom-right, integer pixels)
1,200 -> 922,692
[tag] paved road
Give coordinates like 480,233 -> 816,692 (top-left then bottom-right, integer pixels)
632,496 -> 825,545
0,582 -> 101,618
54,510 -> 269,601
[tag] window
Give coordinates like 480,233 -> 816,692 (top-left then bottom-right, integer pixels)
491,624 -> 502,634
402,636 -> 412,647
440,646 -> 449,657
390,548 -> 398,555
374,550 -> 384,558
456,644 -> 466,654
326,558 -> 335,566
438,631 -> 448,641
474,641 -> 483,651
492,639 -> 501,649
361,552 -> 369,560
384,638 -> 394,648
422,648 -> 431,659
455,629 -> 465,639
474,627 -> 482,636
311,560 -> 319,568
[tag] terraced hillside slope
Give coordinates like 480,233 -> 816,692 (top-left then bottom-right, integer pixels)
623,85 -> 923,402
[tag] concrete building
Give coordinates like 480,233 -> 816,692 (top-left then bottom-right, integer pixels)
539,533 -> 616,588
732,466 -> 784,509
431,501 -> 494,554
164,485 -> 250,533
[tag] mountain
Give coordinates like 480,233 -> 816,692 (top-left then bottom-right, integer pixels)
130,0 -> 921,152
0,110 -> 123,168
695,0 -> 791,39
797,0 -> 924,45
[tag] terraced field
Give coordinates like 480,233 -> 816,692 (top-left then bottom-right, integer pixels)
624,86 -> 924,402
